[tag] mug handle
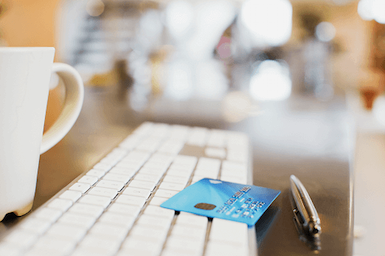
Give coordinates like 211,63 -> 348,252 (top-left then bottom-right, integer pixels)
40,63 -> 84,154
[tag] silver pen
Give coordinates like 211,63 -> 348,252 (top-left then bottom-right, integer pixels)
290,175 -> 321,236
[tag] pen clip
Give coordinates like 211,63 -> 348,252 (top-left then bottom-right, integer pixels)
290,175 -> 321,236
292,210 -> 322,251
290,176 -> 322,251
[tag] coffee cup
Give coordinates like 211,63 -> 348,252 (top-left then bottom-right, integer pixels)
0,47 -> 84,221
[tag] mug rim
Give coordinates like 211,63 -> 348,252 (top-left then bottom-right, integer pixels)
0,47 -> 55,52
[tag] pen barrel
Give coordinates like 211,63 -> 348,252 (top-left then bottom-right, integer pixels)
290,175 -> 321,236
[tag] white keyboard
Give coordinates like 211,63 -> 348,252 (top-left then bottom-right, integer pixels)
0,122 -> 257,256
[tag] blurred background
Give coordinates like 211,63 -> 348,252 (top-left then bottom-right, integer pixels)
1,0 -> 384,118
1,0 -> 385,255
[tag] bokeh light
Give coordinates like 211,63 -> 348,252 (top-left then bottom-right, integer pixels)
240,0 -> 292,47
183,0 -> 236,60
372,0 -> 385,24
358,0 -> 385,24
164,1 -> 194,40
249,60 -> 292,101
315,22 -> 336,42
86,0 -> 105,17
358,0 -> 374,20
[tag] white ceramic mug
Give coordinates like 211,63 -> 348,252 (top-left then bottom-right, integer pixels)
0,47 -> 84,220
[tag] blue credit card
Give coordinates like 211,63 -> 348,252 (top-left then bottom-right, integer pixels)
161,178 -> 280,226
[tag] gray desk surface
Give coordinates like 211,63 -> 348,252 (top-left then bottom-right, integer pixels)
0,85 -> 354,256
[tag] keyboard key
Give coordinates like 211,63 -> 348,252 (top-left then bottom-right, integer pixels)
102,173 -> 132,184
46,223 -> 87,241
133,122 -> 153,134
209,218 -> 248,246
78,175 -> 98,186
127,230 -> 168,245
176,213 -> 208,229
0,243 -> 22,256
137,214 -> 173,229
171,225 -> 206,239
78,235 -> 121,255
119,136 -> 141,150
88,223 -> 129,241
78,194 -> 111,208
207,130 -> 226,148
169,163 -> 195,172
33,236 -> 77,255
155,189 -> 178,198
19,218 -> 52,235
162,175 -> 189,185
58,212 -> 97,229
98,212 -> 136,228
93,163 -> 113,173
162,247 -> 201,256
144,205 -> 175,219
129,179 -> 157,191
117,247 -> 159,256
69,183 -> 91,193
87,169 -> 106,179
125,151 -> 151,162
25,247 -> 63,256
97,180 -> 125,191
59,190 -> 82,202
206,242 -> 248,256
4,230 -> 38,248
147,153 -> 175,165
194,167 -> 220,178
100,155 -> 124,166
165,235 -> 205,253
134,173 -> 162,183
130,225 -> 169,240
109,166 -> 138,176
166,169 -> 193,179
123,187 -> 151,198
72,247 -> 116,256
205,147 -> 226,159
187,127 -> 208,147
149,196 -> 168,206
108,203 -> 141,216
138,167 -> 167,176
47,198 -> 72,212
157,141 -> 184,154
142,162 -> 169,171
196,157 -> 221,172
88,187 -> 118,199
158,182 -> 185,191
136,138 -> 162,152
69,203 -> 104,218
173,155 -> 198,167
114,195 -> 147,207
121,237 -> 164,256
34,208 -> 62,222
